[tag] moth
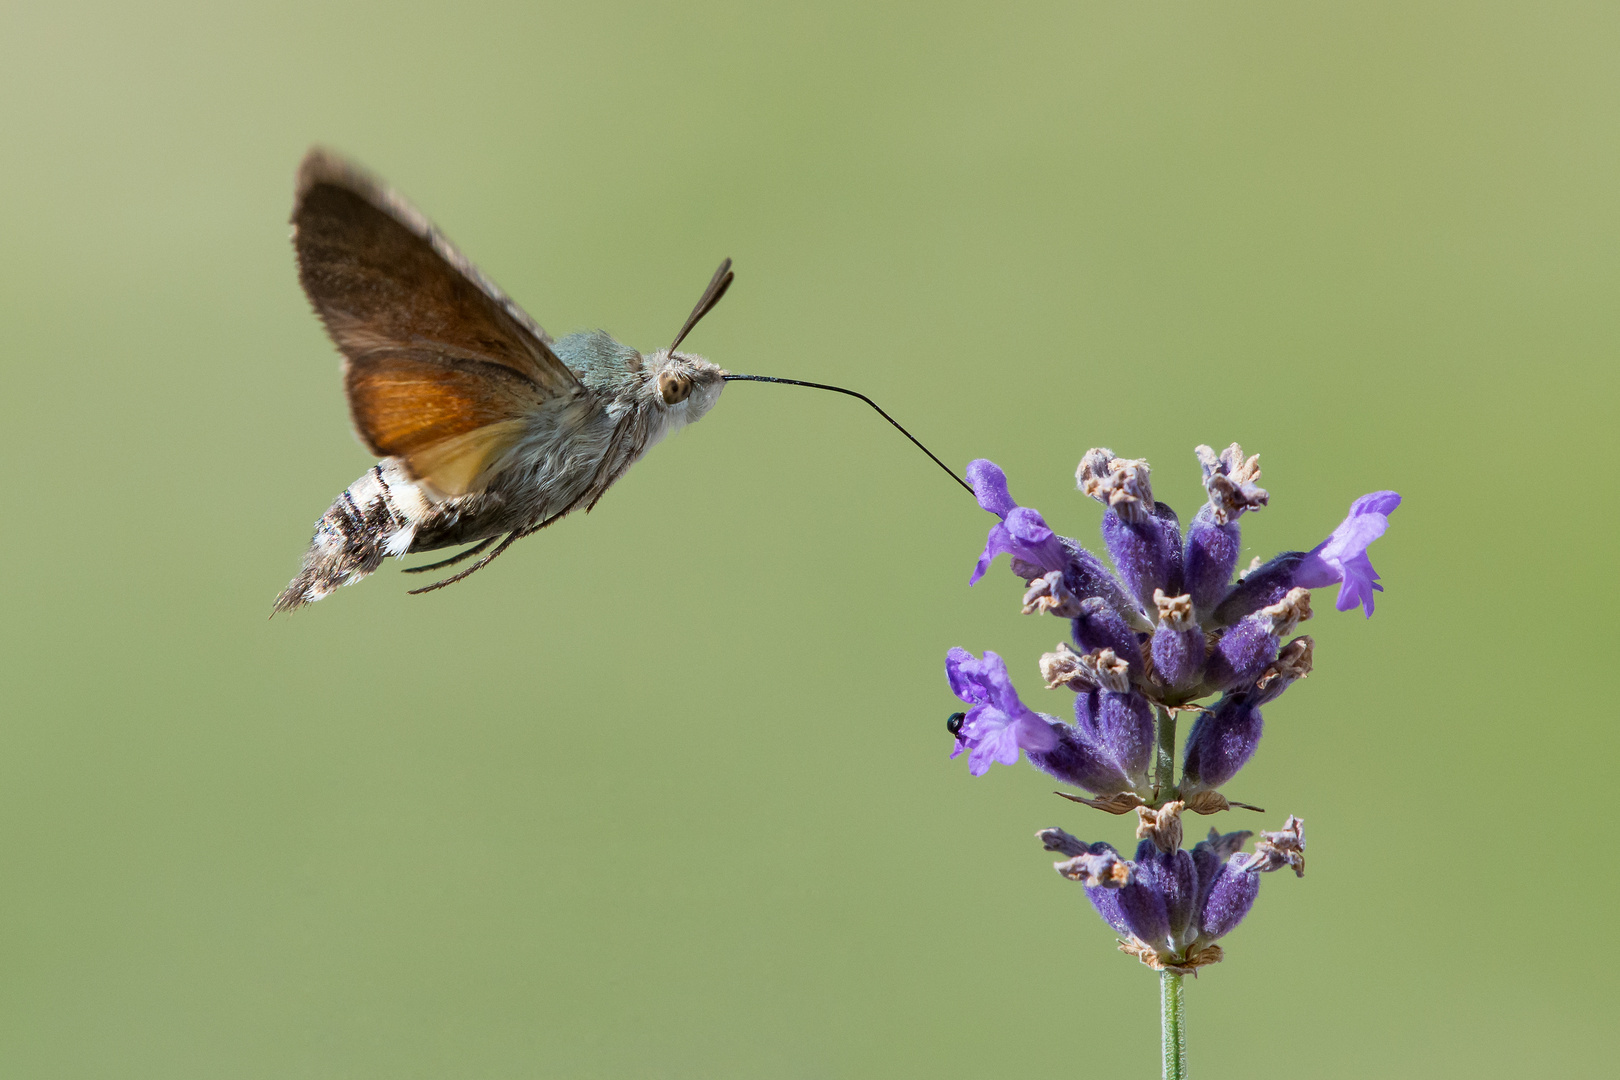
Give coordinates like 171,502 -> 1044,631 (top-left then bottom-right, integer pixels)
275,148 -> 965,613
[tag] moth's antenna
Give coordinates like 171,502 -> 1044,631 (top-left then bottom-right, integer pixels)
721,374 -> 974,497
670,257 -> 734,352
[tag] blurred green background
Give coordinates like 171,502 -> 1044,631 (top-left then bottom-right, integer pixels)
1,2 -> 1614,1077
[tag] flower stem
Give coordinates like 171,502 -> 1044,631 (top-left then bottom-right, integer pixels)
1153,706 -> 1176,802
1160,970 -> 1187,1079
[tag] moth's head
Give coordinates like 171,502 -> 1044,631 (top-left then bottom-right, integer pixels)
649,257 -> 734,429
649,350 -> 725,425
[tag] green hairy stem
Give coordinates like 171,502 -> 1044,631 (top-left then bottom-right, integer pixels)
1154,707 -> 1186,1078
1153,706 -> 1177,803
1161,971 -> 1187,1079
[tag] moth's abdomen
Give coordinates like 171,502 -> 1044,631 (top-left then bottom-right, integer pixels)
273,462 -> 430,612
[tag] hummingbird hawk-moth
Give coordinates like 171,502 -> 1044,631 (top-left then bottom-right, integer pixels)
275,148 -> 966,613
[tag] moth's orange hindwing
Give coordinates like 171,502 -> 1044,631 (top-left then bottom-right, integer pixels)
344,354 -> 544,496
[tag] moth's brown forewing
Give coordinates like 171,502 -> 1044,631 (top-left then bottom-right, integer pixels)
292,149 -> 580,494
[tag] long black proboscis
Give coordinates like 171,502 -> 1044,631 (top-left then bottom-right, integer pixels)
721,374 -> 974,497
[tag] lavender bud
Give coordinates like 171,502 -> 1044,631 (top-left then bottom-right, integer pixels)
1180,693 -> 1264,793
1116,873 -> 1173,948
1203,618 -> 1279,692
1183,505 -> 1241,618
1189,828 -> 1253,928
1150,590 -> 1205,689
1059,540 -> 1148,626
1097,682 -> 1155,785
1071,597 -> 1143,671
1183,445 -> 1268,619
1197,860 -> 1261,941
1078,450 -> 1182,610
1153,503 -> 1186,598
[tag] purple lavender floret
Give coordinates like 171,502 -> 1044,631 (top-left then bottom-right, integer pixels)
969,506 -> 1070,586
945,648 -> 1058,776
967,459 -> 1141,621
947,647 -> 1139,795
1294,491 -> 1401,616
1215,491 -> 1401,622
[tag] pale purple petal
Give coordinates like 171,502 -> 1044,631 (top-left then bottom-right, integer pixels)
969,508 -> 1068,585
970,523 -> 1014,585
1333,552 -> 1382,614
1015,713 -> 1059,755
968,722 -> 1022,775
966,459 -> 1017,517
945,647 -> 989,704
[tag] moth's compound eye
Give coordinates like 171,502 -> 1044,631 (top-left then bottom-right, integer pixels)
659,371 -> 693,405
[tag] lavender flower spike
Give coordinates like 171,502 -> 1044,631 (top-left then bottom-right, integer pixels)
1293,491 -> 1402,616
945,648 -> 1058,776
943,444 -> 1394,1076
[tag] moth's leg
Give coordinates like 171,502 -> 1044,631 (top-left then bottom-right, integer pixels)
401,537 -> 496,574
404,505 -> 576,596
406,531 -> 524,595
